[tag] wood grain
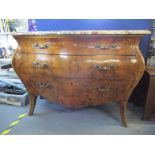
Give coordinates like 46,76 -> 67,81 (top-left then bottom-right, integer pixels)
12,33 -> 147,127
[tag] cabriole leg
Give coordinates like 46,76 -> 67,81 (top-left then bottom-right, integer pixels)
28,94 -> 37,116
120,101 -> 128,128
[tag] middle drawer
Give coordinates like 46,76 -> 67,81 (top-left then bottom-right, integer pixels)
16,53 -> 138,80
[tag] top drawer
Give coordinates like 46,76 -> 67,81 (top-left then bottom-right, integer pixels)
15,36 -> 138,55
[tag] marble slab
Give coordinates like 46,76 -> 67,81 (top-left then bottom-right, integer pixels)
0,30 -> 151,36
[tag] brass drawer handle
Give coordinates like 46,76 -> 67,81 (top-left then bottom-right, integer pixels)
88,44 -> 119,50
36,82 -> 51,88
95,64 -> 115,70
33,43 -> 48,49
97,86 -> 111,92
32,62 -> 48,68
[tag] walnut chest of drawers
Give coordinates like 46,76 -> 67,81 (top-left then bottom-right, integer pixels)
12,30 -> 150,127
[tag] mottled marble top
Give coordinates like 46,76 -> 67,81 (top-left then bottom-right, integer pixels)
0,30 -> 151,36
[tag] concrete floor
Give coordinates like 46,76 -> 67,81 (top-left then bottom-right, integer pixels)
0,98 -> 155,135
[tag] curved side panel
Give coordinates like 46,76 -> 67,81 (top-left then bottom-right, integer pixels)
120,43 -> 145,103
12,47 -> 34,96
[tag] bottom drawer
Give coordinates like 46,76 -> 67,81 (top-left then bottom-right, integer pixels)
22,76 -> 132,108
57,79 -> 131,107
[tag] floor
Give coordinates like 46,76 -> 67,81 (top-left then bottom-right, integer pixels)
0,98 -> 155,135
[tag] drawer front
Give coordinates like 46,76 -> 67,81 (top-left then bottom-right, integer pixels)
15,36 -> 137,55
14,53 -> 138,80
19,76 -> 132,108
57,79 -> 131,108
21,75 -> 58,102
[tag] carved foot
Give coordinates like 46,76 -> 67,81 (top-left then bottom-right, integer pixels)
28,94 -> 37,116
120,102 -> 128,128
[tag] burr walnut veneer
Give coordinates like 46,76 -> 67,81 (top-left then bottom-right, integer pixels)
12,30 -> 150,127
